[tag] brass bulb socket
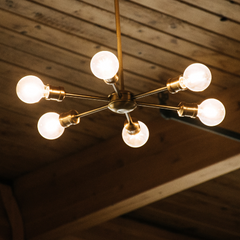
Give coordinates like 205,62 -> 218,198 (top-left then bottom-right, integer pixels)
167,76 -> 187,94
59,110 -> 80,128
124,118 -> 140,135
177,102 -> 198,118
45,85 -> 66,102
104,75 -> 119,85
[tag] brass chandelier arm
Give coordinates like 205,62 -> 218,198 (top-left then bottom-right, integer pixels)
125,112 -> 133,124
65,92 -> 109,102
111,83 -> 121,98
137,102 -> 180,111
75,105 -> 109,118
115,0 -> 124,91
134,86 -> 168,99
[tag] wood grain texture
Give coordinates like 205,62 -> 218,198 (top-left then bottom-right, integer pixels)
14,113 -> 240,239
132,0 -> 240,40
0,0 -> 240,239
0,184 -> 24,240
181,0 -> 240,23
0,185 -> 14,240
126,169 -> 240,240
77,217 -> 201,240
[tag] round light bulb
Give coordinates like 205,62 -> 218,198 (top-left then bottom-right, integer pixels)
122,121 -> 149,148
90,51 -> 119,79
197,99 -> 225,126
38,112 -> 65,140
182,63 -> 211,92
16,75 -> 46,104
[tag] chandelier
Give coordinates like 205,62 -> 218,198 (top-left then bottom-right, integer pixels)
16,0 -> 226,148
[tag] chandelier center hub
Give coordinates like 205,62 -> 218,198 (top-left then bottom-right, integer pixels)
108,91 -> 137,114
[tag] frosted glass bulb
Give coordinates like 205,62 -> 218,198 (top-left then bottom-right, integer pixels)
16,75 -> 46,104
122,121 -> 149,148
197,99 -> 225,126
38,112 -> 65,140
90,51 -> 119,79
182,63 -> 211,92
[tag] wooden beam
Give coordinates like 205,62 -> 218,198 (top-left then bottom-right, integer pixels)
0,184 -> 15,240
13,83 -> 240,240
78,217 -> 201,240
126,170 -> 240,240
0,184 -> 24,240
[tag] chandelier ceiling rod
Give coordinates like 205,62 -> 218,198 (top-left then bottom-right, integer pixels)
114,0 -> 136,131
115,0 -> 124,91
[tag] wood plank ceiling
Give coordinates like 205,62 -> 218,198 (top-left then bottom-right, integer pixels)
0,0 -> 240,239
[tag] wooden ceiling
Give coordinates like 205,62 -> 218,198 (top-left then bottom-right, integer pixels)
1,0 -> 240,239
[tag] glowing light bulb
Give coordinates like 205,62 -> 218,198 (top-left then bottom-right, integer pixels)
122,121 -> 149,148
38,112 -> 65,140
181,63 -> 211,92
16,75 -> 47,104
197,99 -> 225,126
90,51 -> 119,79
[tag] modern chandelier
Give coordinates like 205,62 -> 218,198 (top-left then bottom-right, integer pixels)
16,0 -> 226,148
